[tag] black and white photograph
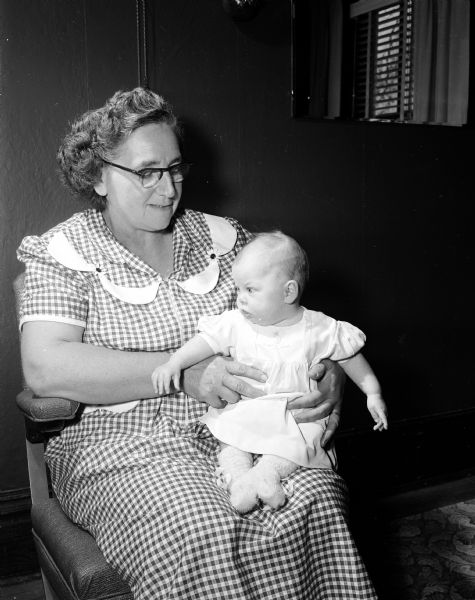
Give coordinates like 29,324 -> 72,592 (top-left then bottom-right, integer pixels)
0,1 -> 473,599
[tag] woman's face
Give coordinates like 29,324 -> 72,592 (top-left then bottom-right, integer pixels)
95,122 -> 183,234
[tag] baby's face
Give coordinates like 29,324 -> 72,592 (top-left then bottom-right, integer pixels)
232,249 -> 288,326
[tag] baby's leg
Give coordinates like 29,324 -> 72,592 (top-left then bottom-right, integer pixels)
252,455 -> 298,509
217,444 -> 258,513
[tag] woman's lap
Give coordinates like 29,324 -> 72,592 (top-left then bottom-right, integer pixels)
46,408 -> 377,600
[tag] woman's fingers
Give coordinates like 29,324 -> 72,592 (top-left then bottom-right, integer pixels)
207,359 -> 267,405
289,389 -> 322,410
221,361 -> 266,400
290,360 -> 345,445
321,409 -> 341,447
182,355 -> 267,408
224,360 -> 267,381
291,396 -> 335,422
291,394 -> 342,445
308,361 -> 326,381
182,355 -> 265,408
214,385 -> 241,406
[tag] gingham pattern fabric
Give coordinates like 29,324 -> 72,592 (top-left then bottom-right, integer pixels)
17,209 -> 377,600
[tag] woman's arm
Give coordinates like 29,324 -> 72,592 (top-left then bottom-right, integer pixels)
21,321 -> 267,407
21,321 -> 167,404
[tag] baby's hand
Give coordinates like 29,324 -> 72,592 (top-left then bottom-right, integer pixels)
151,362 -> 181,396
367,394 -> 388,431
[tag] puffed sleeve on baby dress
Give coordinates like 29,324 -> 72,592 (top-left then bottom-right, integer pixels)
197,310 -> 240,356
326,319 -> 366,361
305,310 -> 367,368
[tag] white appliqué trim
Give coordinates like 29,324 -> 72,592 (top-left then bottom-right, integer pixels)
19,314 -> 87,330
203,213 -> 237,256
174,213 -> 237,295
175,256 -> 220,294
98,275 -> 159,304
46,214 -> 238,303
47,231 -> 160,305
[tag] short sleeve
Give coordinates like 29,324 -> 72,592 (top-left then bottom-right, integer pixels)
328,320 -> 366,361
197,311 -> 238,356
17,235 -> 89,330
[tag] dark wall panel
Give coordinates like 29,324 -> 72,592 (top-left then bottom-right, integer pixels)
0,0 -> 137,492
148,0 -> 474,430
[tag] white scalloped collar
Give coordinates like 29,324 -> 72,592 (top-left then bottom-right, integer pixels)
47,211 -> 237,304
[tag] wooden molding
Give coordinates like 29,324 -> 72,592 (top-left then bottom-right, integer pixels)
0,487 -> 31,517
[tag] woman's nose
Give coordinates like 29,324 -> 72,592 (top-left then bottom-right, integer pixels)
157,172 -> 176,197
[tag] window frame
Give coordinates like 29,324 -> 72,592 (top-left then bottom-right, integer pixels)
291,0 -> 473,127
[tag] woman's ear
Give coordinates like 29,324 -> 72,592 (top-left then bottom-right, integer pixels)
94,172 -> 107,197
284,280 -> 299,304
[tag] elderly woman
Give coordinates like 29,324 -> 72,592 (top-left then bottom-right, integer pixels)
18,88 -> 376,599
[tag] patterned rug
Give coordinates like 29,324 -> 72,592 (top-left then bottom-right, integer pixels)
378,498 -> 475,600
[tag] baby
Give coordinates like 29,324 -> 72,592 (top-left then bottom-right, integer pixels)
152,231 -> 388,513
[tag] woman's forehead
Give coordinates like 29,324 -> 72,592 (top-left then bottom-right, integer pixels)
115,123 -> 180,165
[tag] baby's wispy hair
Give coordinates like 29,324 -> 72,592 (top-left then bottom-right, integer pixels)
242,230 -> 309,299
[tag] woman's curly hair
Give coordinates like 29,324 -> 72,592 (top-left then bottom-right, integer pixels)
57,87 -> 181,210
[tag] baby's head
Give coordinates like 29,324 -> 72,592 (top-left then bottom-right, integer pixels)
232,231 -> 309,326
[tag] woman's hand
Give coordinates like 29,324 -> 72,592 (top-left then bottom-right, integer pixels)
288,359 -> 346,448
183,355 -> 267,408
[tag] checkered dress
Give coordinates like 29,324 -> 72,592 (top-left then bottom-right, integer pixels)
17,208 -> 377,600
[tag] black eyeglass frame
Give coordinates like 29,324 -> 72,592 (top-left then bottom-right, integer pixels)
101,159 -> 192,186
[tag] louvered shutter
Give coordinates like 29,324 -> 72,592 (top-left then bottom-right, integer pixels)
351,0 -> 413,121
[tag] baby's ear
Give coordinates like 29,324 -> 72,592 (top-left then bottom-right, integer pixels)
284,280 -> 299,304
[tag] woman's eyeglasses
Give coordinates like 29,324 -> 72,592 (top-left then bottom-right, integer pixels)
102,159 -> 192,189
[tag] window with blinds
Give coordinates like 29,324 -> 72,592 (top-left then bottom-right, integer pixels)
351,0 -> 414,121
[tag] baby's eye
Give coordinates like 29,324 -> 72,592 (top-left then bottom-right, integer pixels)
246,287 -> 254,293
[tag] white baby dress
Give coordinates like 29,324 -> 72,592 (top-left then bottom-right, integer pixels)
198,308 -> 366,468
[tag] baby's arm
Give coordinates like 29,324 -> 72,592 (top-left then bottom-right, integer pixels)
339,353 -> 388,431
151,335 -> 215,395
